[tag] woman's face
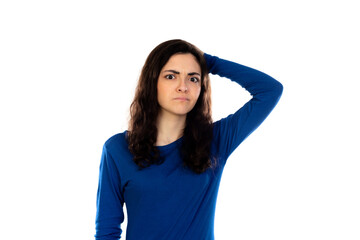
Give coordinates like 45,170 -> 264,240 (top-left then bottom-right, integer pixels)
157,53 -> 202,118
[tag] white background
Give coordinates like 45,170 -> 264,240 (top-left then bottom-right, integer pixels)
1,0 -> 359,239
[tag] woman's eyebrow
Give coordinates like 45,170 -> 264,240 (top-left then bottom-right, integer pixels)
164,70 -> 180,74
188,72 -> 201,76
164,70 -> 200,76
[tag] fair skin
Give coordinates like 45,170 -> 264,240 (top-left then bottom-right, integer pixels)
156,53 -> 202,146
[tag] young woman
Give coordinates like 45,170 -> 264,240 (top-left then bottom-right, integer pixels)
95,39 -> 283,240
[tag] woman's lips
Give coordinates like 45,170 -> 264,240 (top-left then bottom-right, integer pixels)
173,97 -> 189,101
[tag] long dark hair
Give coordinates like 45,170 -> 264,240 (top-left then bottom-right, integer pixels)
127,39 -> 215,174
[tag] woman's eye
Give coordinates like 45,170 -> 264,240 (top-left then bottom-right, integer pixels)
190,77 -> 199,83
165,74 -> 175,80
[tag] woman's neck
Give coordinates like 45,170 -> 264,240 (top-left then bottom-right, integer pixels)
155,111 -> 186,146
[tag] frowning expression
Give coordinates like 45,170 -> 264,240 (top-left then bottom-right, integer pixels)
157,53 -> 202,117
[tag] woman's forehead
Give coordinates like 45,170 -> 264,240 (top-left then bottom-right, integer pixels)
162,53 -> 201,72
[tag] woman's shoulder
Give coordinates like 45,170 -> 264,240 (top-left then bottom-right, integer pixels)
103,130 -> 128,151
212,114 -> 232,132
211,113 -> 239,146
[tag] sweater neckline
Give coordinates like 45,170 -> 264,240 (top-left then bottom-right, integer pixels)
156,137 -> 183,151
124,130 -> 183,152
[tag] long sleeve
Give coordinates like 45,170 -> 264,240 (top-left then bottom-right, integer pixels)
95,143 -> 125,240
205,53 -> 283,163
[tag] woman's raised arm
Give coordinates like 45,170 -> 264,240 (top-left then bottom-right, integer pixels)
205,53 -> 283,163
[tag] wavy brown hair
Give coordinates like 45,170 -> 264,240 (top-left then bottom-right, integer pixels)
127,39 -> 215,174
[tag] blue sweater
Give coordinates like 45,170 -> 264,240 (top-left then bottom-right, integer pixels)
95,53 -> 283,240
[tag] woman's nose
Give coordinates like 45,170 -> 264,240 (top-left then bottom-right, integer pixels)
177,79 -> 188,92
